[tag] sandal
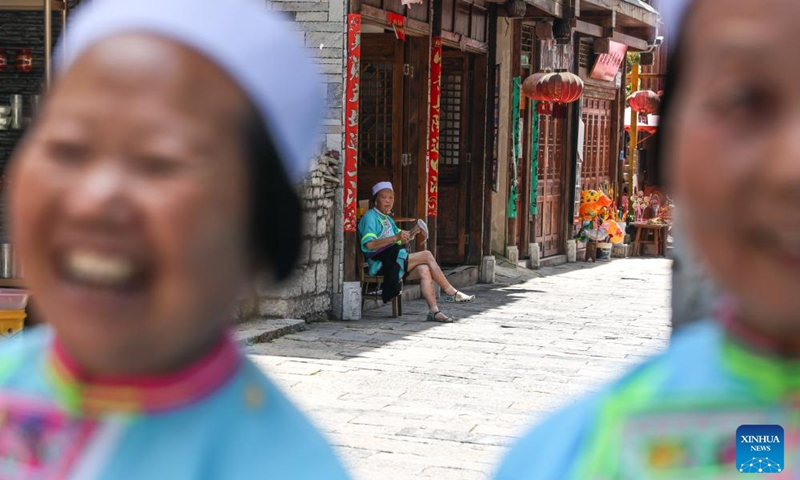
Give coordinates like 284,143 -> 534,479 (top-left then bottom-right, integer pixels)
426,310 -> 454,323
445,290 -> 475,303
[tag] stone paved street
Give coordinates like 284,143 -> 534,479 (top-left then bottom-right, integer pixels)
248,258 -> 672,480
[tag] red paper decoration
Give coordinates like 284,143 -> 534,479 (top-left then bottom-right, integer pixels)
627,90 -> 660,115
527,71 -> 584,104
15,48 -> 32,73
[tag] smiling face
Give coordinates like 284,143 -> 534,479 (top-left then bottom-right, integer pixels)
8,35 -> 253,375
375,189 -> 394,215
667,0 -> 800,340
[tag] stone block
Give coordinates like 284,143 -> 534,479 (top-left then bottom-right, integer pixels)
271,2 -> 329,12
328,0 -> 345,21
316,264 -> 329,293
327,82 -> 344,108
318,216 -> 331,236
302,212 -> 316,237
298,21 -> 344,33
566,239 -> 577,263
528,243 -> 541,269
295,11 -> 328,21
505,246 -> 519,265
312,238 -> 330,262
301,266 -> 317,294
480,256 -> 496,284
342,282 -> 362,320
326,133 -> 342,152
306,32 -> 344,50
325,107 -> 342,121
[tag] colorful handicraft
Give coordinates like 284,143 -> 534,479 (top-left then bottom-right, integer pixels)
579,190 -> 625,244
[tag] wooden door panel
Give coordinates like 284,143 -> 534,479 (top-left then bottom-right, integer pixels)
359,34 -> 404,205
437,51 -> 470,265
581,96 -> 613,190
534,112 -> 566,258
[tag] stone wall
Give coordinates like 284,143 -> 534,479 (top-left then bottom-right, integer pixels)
239,153 -> 340,321
250,0 -> 347,320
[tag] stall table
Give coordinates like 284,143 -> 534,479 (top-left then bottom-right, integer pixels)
632,223 -> 670,257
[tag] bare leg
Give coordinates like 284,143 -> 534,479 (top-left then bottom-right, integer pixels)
406,264 -> 437,311
407,251 -> 457,296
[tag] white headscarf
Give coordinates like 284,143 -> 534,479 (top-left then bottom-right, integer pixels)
372,182 -> 393,196
57,0 -> 325,184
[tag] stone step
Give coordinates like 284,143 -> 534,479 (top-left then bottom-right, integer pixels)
235,318 -> 307,346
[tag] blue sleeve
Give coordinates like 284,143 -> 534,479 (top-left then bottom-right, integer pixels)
358,212 -> 385,253
494,396 -> 602,480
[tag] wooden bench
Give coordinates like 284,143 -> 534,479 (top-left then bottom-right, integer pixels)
360,258 -> 402,318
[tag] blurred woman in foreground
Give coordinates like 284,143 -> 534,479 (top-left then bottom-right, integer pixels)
0,0 -> 349,477
496,0 -> 800,477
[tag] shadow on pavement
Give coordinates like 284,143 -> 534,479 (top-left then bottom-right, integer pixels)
248,258 -> 670,361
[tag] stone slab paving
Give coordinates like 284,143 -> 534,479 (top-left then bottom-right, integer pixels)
247,258 -> 672,480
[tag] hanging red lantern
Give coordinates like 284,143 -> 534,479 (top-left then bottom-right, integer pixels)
0,50 -> 7,72
627,90 -> 660,115
522,72 -> 547,100
536,71 -> 584,104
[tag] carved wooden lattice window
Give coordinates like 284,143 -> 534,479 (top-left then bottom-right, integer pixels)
581,96 -> 613,190
359,61 -> 394,169
440,71 -> 463,166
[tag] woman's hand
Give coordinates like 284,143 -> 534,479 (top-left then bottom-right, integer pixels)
399,230 -> 412,243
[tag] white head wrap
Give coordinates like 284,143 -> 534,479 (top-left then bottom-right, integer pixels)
372,182 -> 393,196
56,0 -> 325,184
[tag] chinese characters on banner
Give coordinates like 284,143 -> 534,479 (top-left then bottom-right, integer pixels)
343,14 -> 361,233
426,36 -> 443,218
590,40 -> 628,82
386,12 -> 406,41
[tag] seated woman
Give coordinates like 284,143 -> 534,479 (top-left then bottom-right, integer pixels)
358,182 -> 475,323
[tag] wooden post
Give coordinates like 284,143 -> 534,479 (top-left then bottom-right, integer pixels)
628,63 -> 639,199
44,0 -> 52,88
343,14 -> 362,282
426,0 -> 444,257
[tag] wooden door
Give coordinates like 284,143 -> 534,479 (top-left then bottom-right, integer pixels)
358,34 -> 404,205
534,108 -> 567,258
581,96 -> 613,190
437,51 -> 471,265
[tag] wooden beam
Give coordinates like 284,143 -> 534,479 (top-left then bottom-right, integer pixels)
360,4 -> 432,36
601,9 -> 616,38
441,31 -> 489,53
0,0 -> 65,10
572,18 -> 602,37
612,29 -> 648,51
525,0 -> 563,18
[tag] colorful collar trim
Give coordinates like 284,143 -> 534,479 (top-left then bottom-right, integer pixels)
46,333 -> 241,416
716,302 -> 800,397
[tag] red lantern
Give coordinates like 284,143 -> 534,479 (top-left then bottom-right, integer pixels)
627,90 -> 660,115
15,48 -> 32,73
536,71 -> 584,104
0,50 -> 7,72
522,72 -> 547,100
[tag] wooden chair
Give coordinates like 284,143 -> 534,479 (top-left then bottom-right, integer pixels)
359,253 -> 403,318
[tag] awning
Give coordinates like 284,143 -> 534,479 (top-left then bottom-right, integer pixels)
624,107 -> 659,134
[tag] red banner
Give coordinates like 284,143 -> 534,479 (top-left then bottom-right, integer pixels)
386,12 -> 406,41
344,14 -> 361,233
590,40 -> 627,83
426,37 -> 443,218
